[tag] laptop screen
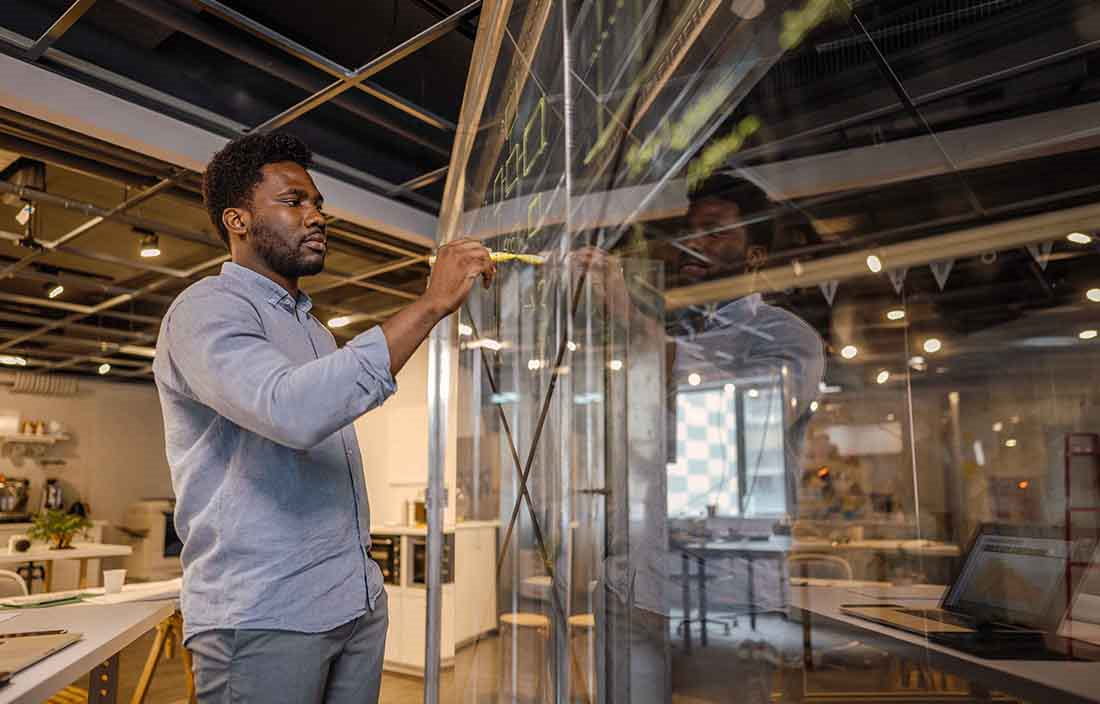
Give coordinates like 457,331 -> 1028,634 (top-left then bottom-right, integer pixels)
944,532 -> 1071,628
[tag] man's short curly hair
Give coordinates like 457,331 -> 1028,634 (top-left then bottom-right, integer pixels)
202,133 -> 313,248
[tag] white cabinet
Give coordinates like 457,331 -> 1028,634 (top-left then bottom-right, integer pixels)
376,523 -> 496,676
454,524 -> 497,646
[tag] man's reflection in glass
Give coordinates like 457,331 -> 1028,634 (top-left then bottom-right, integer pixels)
670,174 -> 826,700
577,174 -> 825,702
674,174 -> 825,510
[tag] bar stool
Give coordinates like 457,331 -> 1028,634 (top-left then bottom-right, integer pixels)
499,612 -> 551,703
567,614 -> 595,703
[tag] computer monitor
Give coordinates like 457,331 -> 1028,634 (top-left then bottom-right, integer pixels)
943,524 -> 1078,631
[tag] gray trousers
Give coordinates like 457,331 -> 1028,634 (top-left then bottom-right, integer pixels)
187,590 -> 389,704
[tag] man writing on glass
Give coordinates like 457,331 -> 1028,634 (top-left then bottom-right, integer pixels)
154,132 -> 494,704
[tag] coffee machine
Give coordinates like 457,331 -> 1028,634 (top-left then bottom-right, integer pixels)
0,476 -> 30,522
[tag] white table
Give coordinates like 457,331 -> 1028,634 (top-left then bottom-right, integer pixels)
0,543 -> 132,592
790,585 -> 1100,703
0,601 -> 173,704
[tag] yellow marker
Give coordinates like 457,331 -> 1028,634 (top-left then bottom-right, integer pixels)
428,251 -> 545,266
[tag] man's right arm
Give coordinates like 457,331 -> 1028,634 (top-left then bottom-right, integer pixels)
159,291 -> 396,450
381,238 -> 495,375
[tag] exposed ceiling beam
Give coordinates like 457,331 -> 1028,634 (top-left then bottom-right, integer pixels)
0,253 -> 228,353
0,49 -> 439,244
189,0 -> 458,132
665,201 -> 1100,309
305,256 -> 427,296
252,1 -> 481,133
24,0 -> 98,62
394,166 -> 449,194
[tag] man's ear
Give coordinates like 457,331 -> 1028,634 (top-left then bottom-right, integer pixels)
222,207 -> 251,245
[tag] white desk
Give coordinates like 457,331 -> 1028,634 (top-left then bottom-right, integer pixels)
0,601 -> 173,704
0,543 -> 132,592
790,585 -> 1100,704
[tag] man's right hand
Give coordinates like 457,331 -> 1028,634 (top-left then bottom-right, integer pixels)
423,238 -> 496,317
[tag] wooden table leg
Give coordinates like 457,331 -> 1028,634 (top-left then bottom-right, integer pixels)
44,561 -> 52,593
180,639 -> 197,704
129,619 -> 171,704
78,559 -> 88,590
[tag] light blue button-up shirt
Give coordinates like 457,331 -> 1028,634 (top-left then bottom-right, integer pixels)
153,262 -> 395,642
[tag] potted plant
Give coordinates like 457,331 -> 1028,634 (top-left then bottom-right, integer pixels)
28,509 -> 91,550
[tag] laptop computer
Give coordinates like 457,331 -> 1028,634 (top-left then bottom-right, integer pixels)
0,629 -> 82,684
841,524 -> 1091,660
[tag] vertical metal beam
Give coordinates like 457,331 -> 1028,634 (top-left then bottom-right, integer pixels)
253,1 -> 482,134
425,3 -> 510,702
25,0 -> 98,61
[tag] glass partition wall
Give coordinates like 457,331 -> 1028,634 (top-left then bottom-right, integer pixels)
434,1 -> 1100,702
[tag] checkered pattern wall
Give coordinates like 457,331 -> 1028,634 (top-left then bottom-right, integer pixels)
668,388 -> 739,517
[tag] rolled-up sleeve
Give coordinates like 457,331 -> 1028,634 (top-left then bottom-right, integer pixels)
159,290 -> 396,450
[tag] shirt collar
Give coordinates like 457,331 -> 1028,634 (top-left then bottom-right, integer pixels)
220,262 -> 313,314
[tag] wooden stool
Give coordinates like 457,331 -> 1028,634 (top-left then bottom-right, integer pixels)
499,612 -> 550,703
567,614 -> 595,704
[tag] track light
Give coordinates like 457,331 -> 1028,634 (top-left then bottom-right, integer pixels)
139,231 -> 161,258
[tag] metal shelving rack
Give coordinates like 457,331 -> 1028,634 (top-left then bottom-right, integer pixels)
1064,433 -> 1100,624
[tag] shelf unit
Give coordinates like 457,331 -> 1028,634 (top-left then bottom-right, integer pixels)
1064,432 -> 1100,627
0,433 -> 69,446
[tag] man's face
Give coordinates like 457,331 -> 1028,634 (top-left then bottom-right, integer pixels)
679,197 -> 753,284
246,162 -> 327,279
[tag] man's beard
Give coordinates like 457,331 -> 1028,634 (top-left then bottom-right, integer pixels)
250,215 -> 324,279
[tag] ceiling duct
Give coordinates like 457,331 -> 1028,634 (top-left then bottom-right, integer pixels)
6,371 -> 79,396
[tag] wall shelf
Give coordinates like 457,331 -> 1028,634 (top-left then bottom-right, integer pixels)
0,434 -> 70,446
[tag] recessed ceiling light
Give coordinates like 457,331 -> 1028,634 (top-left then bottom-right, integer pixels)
327,316 -> 351,329
98,363 -> 111,375
876,370 -> 890,384
1067,232 -> 1092,245
1080,329 -> 1098,340
809,400 -> 819,412
748,389 -> 760,398
840,344 -> 858,359
992,422 -> 1003,432
44,282 -> 64,299
923,338 -> 942,354
886,309 -> 905,321
1005,438 -> 1018,448
1088,288 -> 1100,303
608,359 -> 623,371
724,383 -> 735,394
866,254 -> 883,273
688,373 -> 701,386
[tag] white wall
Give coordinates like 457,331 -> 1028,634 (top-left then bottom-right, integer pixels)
0,377 -> 172,536
355,342 -> 455,528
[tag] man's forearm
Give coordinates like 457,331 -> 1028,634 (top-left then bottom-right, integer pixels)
380,297 -> 448,375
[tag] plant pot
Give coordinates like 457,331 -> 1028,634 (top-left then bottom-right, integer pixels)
49,535 -> 76,550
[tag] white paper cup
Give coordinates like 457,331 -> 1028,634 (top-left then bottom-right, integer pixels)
103,569 -> 126,594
